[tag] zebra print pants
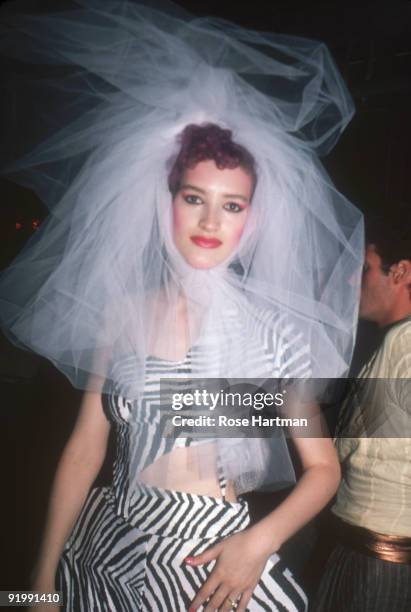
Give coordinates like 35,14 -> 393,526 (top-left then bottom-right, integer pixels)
57,484 -> 307,611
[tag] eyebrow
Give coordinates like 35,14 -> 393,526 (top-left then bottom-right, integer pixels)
180,184 -> 250,202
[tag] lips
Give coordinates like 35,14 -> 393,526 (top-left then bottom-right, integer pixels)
190,235 -> 222,248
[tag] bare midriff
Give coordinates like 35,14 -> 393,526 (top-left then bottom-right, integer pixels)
138,444 -> 237,502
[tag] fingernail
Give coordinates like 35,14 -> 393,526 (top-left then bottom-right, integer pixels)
189,608 -> 196,612
185,556 -> 194,564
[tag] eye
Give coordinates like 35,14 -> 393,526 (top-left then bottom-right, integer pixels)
224,201 -> 245,213
184,194 -> 203,205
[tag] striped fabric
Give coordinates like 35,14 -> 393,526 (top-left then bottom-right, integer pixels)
57,307 -> 310,610
312,543 -> 411,612
58,485 -> 308,611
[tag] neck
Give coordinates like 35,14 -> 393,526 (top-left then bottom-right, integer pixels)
377,301 -> 411,328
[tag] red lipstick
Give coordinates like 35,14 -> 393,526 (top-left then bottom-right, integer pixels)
190,235 -> 222,248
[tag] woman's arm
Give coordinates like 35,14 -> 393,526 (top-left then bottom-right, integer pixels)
247,434 -> 340,553
188,423 -> 340,612
31,391 -> 111,591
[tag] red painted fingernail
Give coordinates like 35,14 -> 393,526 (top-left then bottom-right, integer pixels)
185,556 -> 194,564
189,608 -> 196,612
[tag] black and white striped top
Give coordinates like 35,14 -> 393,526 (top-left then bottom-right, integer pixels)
103,306 -> 311,511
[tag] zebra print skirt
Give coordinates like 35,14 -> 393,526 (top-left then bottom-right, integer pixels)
57,484 -> 307,611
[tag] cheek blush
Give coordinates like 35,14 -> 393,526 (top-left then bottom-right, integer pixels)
172,205 -> 185,234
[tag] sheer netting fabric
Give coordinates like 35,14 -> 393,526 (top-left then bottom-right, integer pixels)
0,0 -> 363,493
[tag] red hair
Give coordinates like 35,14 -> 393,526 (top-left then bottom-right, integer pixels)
168,123 -> 256,196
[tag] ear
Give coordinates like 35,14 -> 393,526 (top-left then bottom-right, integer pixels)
390,260 -> 411,285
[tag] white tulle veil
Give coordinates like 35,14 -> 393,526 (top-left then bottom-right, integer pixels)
0,0 -> 364,493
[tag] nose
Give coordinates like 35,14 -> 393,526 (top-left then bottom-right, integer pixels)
199,206 -> 220,232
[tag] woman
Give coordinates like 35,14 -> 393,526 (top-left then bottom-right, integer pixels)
0,1 -> 363,610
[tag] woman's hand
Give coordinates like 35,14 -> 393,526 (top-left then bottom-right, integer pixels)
186,527 -> 274,611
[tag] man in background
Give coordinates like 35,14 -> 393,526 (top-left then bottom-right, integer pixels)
314,209 -> 411,611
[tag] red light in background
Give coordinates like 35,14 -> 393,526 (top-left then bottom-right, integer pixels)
15,222 -> 23,230
32,219 -> 40,230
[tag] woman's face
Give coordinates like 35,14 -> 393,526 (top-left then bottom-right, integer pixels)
172,159 -> 253,269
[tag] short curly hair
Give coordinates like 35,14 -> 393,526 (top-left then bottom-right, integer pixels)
168,123 -> 257,196
366,204 -> 411,271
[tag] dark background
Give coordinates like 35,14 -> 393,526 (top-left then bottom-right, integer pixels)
1,0 -> 410,602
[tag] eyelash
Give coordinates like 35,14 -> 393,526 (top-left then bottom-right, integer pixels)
224,202 -> 244,213
183,195 -> 245,213
184,195 -> 203,205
